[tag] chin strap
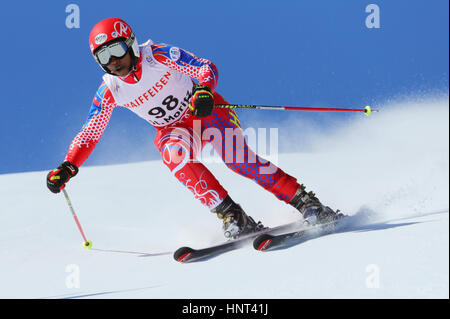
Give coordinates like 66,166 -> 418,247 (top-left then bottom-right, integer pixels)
118,55 -> 141,83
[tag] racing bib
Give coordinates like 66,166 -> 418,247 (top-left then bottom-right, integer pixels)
103,42 -> 193,127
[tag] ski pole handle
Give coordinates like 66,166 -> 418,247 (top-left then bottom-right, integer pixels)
214,104 -> 377,116
62,188 -> 92,249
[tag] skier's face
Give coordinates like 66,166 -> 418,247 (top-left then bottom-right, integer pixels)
106,51 -> 132,77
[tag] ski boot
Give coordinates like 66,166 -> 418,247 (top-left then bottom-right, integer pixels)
289,184 -> 345,226
211,195 -> 265,239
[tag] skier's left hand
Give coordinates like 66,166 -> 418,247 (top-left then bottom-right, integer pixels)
189,85 -> 214,117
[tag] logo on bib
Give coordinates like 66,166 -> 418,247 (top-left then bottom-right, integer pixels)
146,55 -> 156,65
169,47 -> 181,62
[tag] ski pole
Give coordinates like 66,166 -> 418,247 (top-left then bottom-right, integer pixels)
62,188 -> 92,249
214,104 -> 377,116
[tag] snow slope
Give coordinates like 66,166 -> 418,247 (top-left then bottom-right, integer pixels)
0,97 -> 448,299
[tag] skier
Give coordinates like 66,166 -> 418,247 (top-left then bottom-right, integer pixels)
46,18 -> 342,239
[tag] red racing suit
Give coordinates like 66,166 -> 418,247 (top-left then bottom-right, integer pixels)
64,40 -> 300,209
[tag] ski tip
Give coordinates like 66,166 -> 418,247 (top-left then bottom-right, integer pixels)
253,234 -> 274,251
173,247 -> 195,263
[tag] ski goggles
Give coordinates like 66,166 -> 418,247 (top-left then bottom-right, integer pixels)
95,41 -> 129,66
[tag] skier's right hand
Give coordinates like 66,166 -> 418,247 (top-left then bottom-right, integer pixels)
46,161 -> 79,194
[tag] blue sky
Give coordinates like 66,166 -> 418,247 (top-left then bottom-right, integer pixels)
0,0 -> 448,174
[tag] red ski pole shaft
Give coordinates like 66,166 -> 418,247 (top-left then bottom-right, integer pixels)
214,104 -> 377,116
62,188 -> 92,249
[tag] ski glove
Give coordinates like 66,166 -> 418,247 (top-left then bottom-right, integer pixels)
189,85 -> 214,117
46,161 -> 79,194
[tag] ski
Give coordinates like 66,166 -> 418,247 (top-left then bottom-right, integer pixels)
253,218 -> 347,251
173,220 -> 307,263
